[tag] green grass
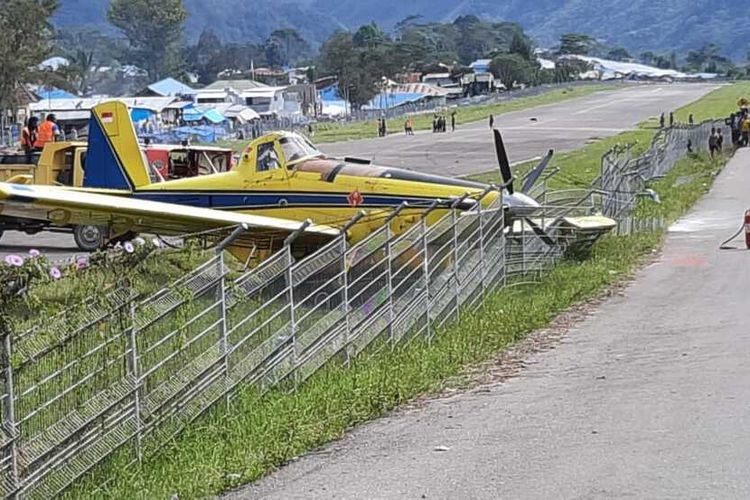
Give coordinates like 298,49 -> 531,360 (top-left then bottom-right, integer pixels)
49,83 -> 735,498
468,128 -> 656,188
673,81 -> 750,123
64,145 -> 727,498
6,245 -> 212,329
217,84 -> 614,150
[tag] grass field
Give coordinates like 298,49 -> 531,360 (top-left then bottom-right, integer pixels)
65,148 -> 727,499
217,84 -> 614,150
63,81 -> 734,498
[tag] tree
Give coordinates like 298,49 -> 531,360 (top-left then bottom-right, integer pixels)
107,0 -> 187,81
558,33 -> 596,55
0,0 -> 58,113
509,33 -> 534,61
264,29 -> 311,68
187,29 -> 224,84
607,47 -> 631,62
640,51 -> 656,66
319,25 -> 396,109
490,53 -> 533,89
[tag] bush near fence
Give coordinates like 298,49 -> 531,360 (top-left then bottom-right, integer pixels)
0,120 -> 725,498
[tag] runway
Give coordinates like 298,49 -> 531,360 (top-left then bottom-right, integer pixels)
0,83 -> 719,261
320,83 -> 719,177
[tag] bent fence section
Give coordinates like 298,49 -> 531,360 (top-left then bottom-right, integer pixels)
0,120 -> 724,498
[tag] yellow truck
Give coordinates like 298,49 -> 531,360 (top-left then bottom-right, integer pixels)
0,141 -> 234,250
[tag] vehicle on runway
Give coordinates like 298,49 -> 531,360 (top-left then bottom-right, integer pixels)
0,101 -> 615,261
0,137 -> 233,250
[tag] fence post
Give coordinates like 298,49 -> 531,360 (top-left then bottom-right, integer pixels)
340,212 -> 365,364
1,333 -> 19,499
215,225 -> 250,404
216,252 -> 230,405
284,220 -> 312,386
450,194 -> 470,320
384,203 -> 408,347
420,200 -> 441,342
126,300 -> 143,463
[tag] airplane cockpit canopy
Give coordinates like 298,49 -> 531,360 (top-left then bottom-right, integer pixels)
280,134 -> 324,165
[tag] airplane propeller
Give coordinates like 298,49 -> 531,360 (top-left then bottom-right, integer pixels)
493,128 -> 559,247
493,128 -> 514,194
493,128 -> 555,195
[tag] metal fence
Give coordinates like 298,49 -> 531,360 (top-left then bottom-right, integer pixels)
0,120 -> 718,498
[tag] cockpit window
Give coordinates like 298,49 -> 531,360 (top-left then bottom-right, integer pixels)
257,142 -> 280,171
279,135 -> 323,166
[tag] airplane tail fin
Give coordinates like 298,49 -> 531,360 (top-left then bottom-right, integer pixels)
84,101 -> 151,190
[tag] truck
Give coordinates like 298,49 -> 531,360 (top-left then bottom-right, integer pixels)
0,141 -> 234,251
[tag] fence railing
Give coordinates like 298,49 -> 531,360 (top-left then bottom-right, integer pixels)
0,119 -> 722,498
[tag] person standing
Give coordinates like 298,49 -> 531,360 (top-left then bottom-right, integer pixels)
489,114 -> 494,129
717,129 -> 724,152
659,113 -> 665,128
741,116 -> 750,147
450,111 -> 456,132
21,116 -> 39,163
708,128 -> 718,158
669,112 -> 674,127
35,113 -> 61,149
688,113 -> 694,125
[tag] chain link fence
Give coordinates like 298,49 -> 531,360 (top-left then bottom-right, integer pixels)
0,119 -> 721,498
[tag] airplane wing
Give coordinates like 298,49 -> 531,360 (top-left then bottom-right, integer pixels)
0,182 -> 339,247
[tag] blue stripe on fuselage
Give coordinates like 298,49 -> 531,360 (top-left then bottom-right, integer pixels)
131,192 -> 438,209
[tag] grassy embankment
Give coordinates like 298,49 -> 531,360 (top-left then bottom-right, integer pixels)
217,83 -> 614,150
63,84 -> 741,498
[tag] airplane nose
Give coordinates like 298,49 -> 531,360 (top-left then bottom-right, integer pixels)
505,192 -> 540,218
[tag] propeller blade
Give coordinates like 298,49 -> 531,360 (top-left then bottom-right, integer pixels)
493,129 -> 514,195
523,217 -> 557,246
522,149 -> 554,194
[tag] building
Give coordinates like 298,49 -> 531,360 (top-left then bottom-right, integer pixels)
421,73 -> 454,87
197,79 -> 303,117
138,78 -> 196,98
470,59 -> 492,74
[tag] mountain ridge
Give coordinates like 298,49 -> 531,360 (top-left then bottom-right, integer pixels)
52,0 -> 748,59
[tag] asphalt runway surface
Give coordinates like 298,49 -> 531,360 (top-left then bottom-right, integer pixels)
0,83 -> 717,261
230,147 -> 750,499
321,83 -> 719,177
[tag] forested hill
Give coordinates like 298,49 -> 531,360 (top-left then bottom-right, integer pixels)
53,0 -> 749,59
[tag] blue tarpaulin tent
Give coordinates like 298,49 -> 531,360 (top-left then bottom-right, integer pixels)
130,107 -> 154,122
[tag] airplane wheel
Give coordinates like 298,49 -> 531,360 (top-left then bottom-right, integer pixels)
73,225 -> 107,252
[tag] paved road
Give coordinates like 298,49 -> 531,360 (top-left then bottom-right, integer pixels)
234,149 -> 750,499
0,83 -> 718,261
321,83 -> 718,177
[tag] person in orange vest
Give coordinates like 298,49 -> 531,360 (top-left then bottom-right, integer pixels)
34,113 -> 61,149
20,116 -> 39,163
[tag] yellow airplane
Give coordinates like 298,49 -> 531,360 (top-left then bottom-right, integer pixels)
0,101 -> 608,260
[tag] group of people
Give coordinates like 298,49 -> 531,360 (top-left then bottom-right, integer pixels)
659,112 -> 697,129
432,112 -> 455,133
725,109 -> 750,148
20,114 -> 62,162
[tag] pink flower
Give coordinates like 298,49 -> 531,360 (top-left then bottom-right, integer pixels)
28,249 -> 40,258
123,242 -> 135,254
76,257 -> 89,270
49,267 -> 62,280
4,255 -> 24,267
